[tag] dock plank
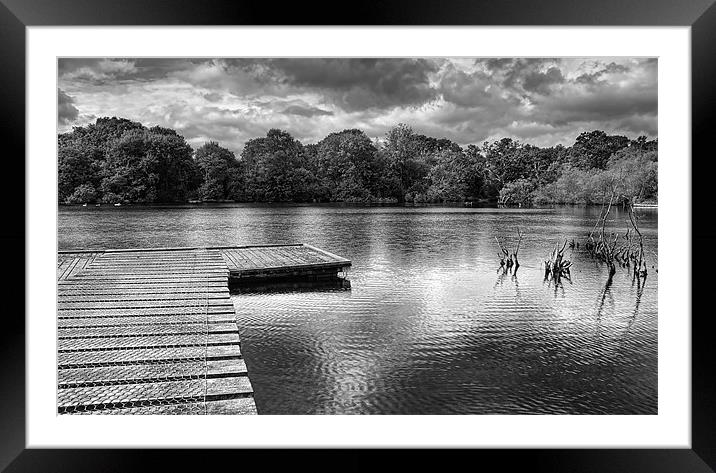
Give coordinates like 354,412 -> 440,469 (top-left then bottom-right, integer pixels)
58,345 -> 242,368
58,333 -> 240,351
58,314 -> 236,328
58,323 -> 238,339
58,293 -> 229,302
71,398 -> 257,415
57,247 -> 255,415
57,299 -> 234,310
59,359 -> 248,387
57,244 -> 351,415
219,244 -> 351,281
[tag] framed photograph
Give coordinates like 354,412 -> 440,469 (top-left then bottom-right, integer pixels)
6,0 -> 714,470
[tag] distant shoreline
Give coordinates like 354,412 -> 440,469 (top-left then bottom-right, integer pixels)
58,201 -> 657,211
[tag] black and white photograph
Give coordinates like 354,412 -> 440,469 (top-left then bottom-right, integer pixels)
56,56 -> 658,416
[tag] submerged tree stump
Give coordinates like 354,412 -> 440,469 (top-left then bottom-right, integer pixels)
544,239 -> 572,280
495,228 -> 523,273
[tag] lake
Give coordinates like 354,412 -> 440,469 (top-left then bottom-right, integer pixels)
58,204 -> 658,414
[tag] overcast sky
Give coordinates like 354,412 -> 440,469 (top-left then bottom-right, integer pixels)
58,57 -> 657,154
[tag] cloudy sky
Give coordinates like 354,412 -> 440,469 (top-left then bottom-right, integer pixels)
58,57 -> 657,154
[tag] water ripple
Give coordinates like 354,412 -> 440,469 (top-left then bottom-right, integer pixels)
59,204 -> 657,414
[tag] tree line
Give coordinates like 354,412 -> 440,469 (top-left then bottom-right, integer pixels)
58,117 -> 657,206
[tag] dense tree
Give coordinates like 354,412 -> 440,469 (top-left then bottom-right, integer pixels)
58,140 -> 101,202
532,165 -> 601,205
413,134 -> 463,156
378,124 -> 464,201
61,117 -> 145,150
464,145 -> 496,200
314,129 -> 384,202
241,129 -> 317,202
426,149 -> 484,202
498,178 -> 537,206
66,183 -> 98,204
568,130 -> 630,170
58,117 -> 657,206
605,147 -> 658,203
195,142 -> 244,201
532,148 -> 658,205
100,128 -> 197,203
481,137 -> 528,187
58,117 -> 145,203
630,135 -> 658,152
379,124 -> 421,200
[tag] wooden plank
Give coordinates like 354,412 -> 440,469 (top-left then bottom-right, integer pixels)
89,263 -> 215,269
59,243 -> 304,254
252,246 -> 277,267
58,314 -> 236,328
58,346 -> 227,368
55,244 -> 350,416
57,300 -> 235,310
57,306 -> 236,318
58,291 -> 226,298
58,256 -> 83,281
58,281 -> 228,288
236,248 -> 261,269
57,377 -> 253,412
69,271 -> 228,278
58,333 -> 240,351
230,249 -> 255,269
58,293 -> 228,302
223,250 -> 246,271
58,323 -> 238,339
67,398 -> 257,415
272,246 -> 301,267
58,359 -> 248,387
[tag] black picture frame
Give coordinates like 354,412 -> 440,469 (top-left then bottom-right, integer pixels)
3,0 -> 714,471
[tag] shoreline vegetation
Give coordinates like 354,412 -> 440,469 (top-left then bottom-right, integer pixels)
59,117 -> 657,207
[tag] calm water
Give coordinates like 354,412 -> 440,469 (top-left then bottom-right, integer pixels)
58,204 -> 658,414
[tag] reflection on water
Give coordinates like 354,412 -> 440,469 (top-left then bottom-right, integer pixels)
59,204 -> 657,414
230,278 -> 351,294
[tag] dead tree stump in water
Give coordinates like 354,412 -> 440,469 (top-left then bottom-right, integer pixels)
587,197 -> 648,280
495,228 -> 523,273
545,239 -> 572,280
626,200 -> 648,278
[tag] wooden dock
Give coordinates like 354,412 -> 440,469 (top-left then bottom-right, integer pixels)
57,244 -> 351,415
220,244 -> 351,282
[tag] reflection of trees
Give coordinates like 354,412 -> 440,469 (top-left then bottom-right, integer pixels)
493,265 -> 521,298
231,278 -> 351,295
621,273 -> 647,341
543,266 -> 571,298
595,270 -> 615,320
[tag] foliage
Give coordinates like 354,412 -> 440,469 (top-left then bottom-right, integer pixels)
532,165 -> 601,205
378,123 -> 428,200
567,130 -> 630,170
605,147 -> 658,203
195,142 -> 244,201
532,145 -> 658,205
426,149 -> 484,202
100,128 -> 198,203
313,129 -> 383,202
66,183 -> 98,204
58,117 -> 145,202
241,129 -> 317,202
58,118 -> 657,206
498,178 -> 536,206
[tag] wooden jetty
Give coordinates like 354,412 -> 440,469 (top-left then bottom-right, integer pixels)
57,244 -> 351,415
220,243 -> 351,282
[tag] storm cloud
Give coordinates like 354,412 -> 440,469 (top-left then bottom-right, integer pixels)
57,88 -> 79,125
57,57 -> 657,153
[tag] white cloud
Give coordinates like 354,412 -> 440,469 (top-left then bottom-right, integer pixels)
57,57 -> 657,153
